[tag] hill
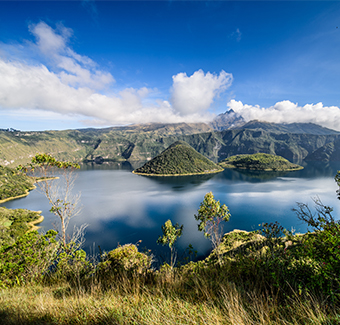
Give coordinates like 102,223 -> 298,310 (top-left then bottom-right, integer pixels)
133,141 -> 223,176
218,153 -> 303,171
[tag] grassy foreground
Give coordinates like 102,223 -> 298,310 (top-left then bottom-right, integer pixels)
0,277 -> 337,325
1,225 -> 340,325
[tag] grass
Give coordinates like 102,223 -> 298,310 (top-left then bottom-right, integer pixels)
0,275 -> 338,325
1,226 -> 340,324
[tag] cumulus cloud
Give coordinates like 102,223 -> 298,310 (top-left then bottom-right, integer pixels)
170,69 -> 233,116
29,22 -> 114,90
228,99 -> 340,131
0,22 -> 233,127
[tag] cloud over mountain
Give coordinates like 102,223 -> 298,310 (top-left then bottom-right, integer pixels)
170,69 -> 233,116
228,100 -> 340,131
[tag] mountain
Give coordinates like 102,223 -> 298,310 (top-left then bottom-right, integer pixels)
1,121 -> 340,167
238,121 -> 340,135
209,109 -> 246,131
305,138 -> 340,162
133,141 -> 223,176
218,153 -> 303,171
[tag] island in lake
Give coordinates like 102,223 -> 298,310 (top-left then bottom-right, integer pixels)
133,141 -> 224,176
218,153 -> 304,171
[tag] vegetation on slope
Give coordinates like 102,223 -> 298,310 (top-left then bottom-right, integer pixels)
0,165 -> 35,202
133,141 -> 223,176
218,153 -> 304,171
0,207 -> 43,245
1,121 -> 340,168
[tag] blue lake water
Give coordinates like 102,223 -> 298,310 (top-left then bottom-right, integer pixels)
1,161 -> 340,262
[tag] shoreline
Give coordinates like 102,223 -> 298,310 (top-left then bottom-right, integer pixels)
132,169 -> 223,177
219,164 -> 304,171
0,185 -> 36,204
0,177 -> 58,204
27,213 -> 44,232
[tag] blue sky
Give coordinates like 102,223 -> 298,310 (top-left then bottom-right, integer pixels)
1,1 -> 340,131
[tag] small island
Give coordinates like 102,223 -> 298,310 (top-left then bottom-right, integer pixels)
218,153 -> 304,171
133,141 -> 224,176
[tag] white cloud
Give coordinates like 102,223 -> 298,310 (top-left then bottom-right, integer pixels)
170,69 -> 233,116
228,99 -> 340,131
0,58 -> 219,126
29,22 -> 114,90
0,22 -> 234,128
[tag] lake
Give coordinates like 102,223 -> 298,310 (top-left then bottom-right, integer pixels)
1,161 -> 340,263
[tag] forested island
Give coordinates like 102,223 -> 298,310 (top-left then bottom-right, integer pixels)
133,141 -> 223,176
218,153 -> 304,171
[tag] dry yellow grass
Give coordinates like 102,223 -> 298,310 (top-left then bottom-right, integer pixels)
0,280 -> 336,325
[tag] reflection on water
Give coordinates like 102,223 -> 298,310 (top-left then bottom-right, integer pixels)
1,161 -> 339,262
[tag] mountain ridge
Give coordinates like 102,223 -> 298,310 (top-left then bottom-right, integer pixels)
1,120 -> 340,167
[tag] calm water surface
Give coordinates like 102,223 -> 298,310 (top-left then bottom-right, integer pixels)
2,161 -> 340,261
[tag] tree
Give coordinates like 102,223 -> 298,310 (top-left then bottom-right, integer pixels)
157,219 -> 183,269
195,192 -> 230,263
18,154 -> 81,248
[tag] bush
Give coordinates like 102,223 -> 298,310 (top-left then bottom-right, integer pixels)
0,230 -> 58,287
97,244 -> 152,281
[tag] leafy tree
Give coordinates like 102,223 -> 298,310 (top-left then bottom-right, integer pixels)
195,192 -> 230,263
18,153 -> 81,248
157,219 -> 183,268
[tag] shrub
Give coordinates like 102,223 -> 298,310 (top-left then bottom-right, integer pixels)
0,230 -> 58,287
97,244 -> 152,281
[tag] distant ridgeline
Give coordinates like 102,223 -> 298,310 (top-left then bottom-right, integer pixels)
0,166 -> 35,203
133,141 -> 223,176
218,153 -> 303,171
1,120 -> 340,167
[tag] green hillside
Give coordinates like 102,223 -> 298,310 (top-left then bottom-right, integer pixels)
133,141 -> 223,176
219,153 -> 304,171
1,121 -> 340,167
0,165 -> 35,202
0,207 -> 43,245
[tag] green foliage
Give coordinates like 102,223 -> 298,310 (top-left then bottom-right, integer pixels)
157,219 -> 183,268
195,192 -> 230,263
17,153 -> 80,173
195,192 -> 230,239
0,207 -> 43,245
97,244 -> 152,280
49,243 -> 92,287
218,153 -> 303,171
133,141 -> 223,176
0,230 -> 57,287
0,165 -> 34,201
